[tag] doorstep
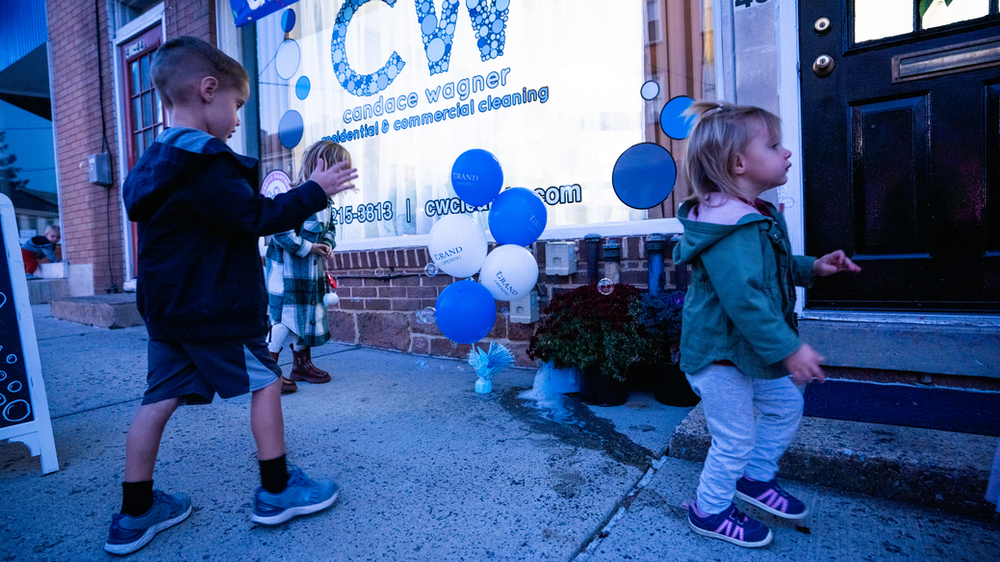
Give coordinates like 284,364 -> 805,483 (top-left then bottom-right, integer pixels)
668,402 -> 997,518
49,293 -> 144,329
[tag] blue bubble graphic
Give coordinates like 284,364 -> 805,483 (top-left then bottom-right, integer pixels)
467,0 -> 509,62
295,76 -> 311,100
611,143 -> 677,209
331,0 -> 406,96
278,110 -> 304,149
427,38 -> 446,62
275,39 -> 300,80
281,9 -> 296,33
421,13 -> 438,34
641,80 -> 660,100
415,0 -> 459,75
659,95 -> 696,140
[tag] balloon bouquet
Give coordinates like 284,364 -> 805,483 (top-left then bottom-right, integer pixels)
425,149 -> 549,393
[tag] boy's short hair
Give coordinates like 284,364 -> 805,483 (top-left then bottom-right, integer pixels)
151,36 -> 249,109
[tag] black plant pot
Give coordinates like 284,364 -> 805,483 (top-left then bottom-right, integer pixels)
578,366 -> 629,407
653,363 -> 701,407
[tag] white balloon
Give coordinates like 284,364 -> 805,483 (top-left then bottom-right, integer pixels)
323,292 -> 340,307
479,244 -> 539,301
427,215 -> 488,278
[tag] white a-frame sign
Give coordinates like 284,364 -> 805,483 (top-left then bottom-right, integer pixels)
0,194 -> 58,474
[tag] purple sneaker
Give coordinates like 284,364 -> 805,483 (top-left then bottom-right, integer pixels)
735,476 -> 809,519
687,502 -> 773,548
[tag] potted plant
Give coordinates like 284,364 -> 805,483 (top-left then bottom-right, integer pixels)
631,290 -> 700,407
527,283 -> 644,406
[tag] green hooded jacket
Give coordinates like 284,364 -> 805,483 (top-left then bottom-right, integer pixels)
672,199 -> 816,379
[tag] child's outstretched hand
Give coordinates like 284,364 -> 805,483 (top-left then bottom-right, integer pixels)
310,158 -> 358,197
783,343 -> 826,385
813,250 -> 861,277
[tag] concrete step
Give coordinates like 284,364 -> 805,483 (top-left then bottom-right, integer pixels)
25,278 -> 69,304
49,293 -> 144,329
668,402 -> 997,518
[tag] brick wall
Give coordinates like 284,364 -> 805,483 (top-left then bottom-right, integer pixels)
47,1 -> 216,295
163,0 -> 217,43
324,235 -> 681,366
48,0 -> 123,293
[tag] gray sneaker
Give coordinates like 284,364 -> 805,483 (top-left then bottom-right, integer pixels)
251,465 -> 339,525
104,491 -> 192,555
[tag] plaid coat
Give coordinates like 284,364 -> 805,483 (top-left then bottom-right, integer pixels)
265,201 -> 335,347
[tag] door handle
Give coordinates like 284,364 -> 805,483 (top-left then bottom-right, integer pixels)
813,54 -> 835,76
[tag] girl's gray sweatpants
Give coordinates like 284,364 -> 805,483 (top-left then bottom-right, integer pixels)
686,363 -> 804,515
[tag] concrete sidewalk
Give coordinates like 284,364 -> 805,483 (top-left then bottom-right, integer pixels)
1,305 -> 998,561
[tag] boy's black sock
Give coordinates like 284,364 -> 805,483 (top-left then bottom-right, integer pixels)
121,481 -> 154,516
259,454 -> 289,494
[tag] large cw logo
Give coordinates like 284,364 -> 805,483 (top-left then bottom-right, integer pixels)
331,0 -> 510,97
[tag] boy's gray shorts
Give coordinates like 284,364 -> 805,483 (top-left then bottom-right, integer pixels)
142,336 -> 280,405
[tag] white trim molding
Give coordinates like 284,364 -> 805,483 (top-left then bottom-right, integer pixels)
332,218 -> 684,252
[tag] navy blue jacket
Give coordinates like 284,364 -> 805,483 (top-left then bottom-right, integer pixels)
123,128 -> 327,341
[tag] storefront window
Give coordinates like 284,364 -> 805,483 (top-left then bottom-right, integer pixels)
254,0 -> 711,244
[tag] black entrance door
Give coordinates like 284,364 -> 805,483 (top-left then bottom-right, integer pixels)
799,1 -> 1000,311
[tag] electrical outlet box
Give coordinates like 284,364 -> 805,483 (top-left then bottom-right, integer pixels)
88,153 -> 112,186
545,241 -> 578,275
509,291 -> 539,324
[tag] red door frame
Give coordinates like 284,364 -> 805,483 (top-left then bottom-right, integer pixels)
119,24 -> 163,277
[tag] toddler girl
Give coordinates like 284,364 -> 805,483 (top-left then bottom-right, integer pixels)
266,141 -> 353,392
673,101 -> 861,547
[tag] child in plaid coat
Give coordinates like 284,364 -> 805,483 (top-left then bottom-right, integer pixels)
265,141 -> 352,392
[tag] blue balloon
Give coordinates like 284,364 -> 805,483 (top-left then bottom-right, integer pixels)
488,187 -> 548,247
451,149 -> 503,207
434,280 -> 497,344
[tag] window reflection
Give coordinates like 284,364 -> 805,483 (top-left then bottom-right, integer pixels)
855,0 -> 913,43
922,0 -> 988,30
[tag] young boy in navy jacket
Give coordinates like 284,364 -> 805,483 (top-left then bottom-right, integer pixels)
105,36 -> 358,555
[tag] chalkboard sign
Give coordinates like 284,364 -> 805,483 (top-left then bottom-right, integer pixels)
0,194 -> 58,473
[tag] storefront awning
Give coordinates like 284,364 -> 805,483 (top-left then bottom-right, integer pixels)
0,0 -> 47,75
230,0 -> 300,27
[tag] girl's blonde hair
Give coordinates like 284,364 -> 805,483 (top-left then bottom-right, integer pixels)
682,100 -> 782,203
295,140 -> 352,187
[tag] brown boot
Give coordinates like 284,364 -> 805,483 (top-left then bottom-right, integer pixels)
270,350 -> 297,393
289,346 -> 331,384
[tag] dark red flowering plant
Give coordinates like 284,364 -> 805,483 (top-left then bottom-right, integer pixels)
527,284 -> 644,380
